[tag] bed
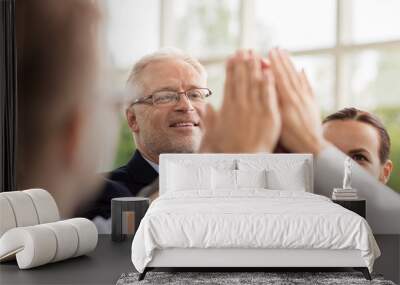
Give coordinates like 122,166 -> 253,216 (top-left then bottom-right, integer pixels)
131,154 -> 380,281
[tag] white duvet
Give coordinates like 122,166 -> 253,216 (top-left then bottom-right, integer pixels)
131,190 -> 380,273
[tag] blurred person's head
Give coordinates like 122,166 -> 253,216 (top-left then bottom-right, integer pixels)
322,107 -> 393,184
16,0 -> 120,217
125,48 -> 209,163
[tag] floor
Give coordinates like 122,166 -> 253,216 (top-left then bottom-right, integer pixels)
0,235 -> 398,284
373,234 -> 400,284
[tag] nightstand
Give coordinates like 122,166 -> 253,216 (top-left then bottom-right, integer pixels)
332,199 -> 366,218
111,197 -> 150,242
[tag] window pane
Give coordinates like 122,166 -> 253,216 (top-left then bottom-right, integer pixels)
172,0 -> 240,58
255,0 -> 336,52
343,49 -> 400,191
293,55 -> 335,113
344,50 -> 400,109
345,0 -> 400,44
106,0 -> 160,70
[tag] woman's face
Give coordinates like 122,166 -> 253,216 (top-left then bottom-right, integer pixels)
322,119 -> 393,184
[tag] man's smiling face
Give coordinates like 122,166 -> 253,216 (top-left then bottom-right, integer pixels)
129,58 -> 207,159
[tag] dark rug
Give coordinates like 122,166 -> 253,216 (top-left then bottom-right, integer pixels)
116,271 -> 396,285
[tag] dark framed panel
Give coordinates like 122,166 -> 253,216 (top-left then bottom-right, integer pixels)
0,0 -> 17,192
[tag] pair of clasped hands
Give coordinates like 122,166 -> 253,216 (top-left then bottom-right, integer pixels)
200,48 -> 329,156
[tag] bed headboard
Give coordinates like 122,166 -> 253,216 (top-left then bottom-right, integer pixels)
159,153 -> 314,195
159,153 -> 313,195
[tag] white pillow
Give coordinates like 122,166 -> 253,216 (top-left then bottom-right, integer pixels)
236,169 -> 268,189
212,168 -> 237,190
238,159 -> 309,191
267,165 -> 307,191
211,169 -> 268,190
167,163 -> 212,191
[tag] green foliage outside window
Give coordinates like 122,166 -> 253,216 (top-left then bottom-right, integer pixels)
375,107 -> 400,192
113,117 -> 135,169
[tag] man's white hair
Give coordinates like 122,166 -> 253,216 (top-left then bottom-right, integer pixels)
126,47 -> 207,99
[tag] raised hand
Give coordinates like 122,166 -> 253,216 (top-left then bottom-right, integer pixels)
268,48 -> 329,155
200,50 -> 281,153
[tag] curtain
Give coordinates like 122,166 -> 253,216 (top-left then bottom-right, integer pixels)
0,0 -> 17,192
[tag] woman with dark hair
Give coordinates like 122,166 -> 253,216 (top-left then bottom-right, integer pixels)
268,48 -> 399,234
323,108 -> 393,184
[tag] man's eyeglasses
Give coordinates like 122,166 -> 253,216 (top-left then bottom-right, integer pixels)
130,88 -> 212,107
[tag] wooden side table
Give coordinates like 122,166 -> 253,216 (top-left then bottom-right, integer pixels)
332,199 -> 366,218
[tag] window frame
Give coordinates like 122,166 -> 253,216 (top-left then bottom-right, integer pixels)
159,0 -> 400,111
